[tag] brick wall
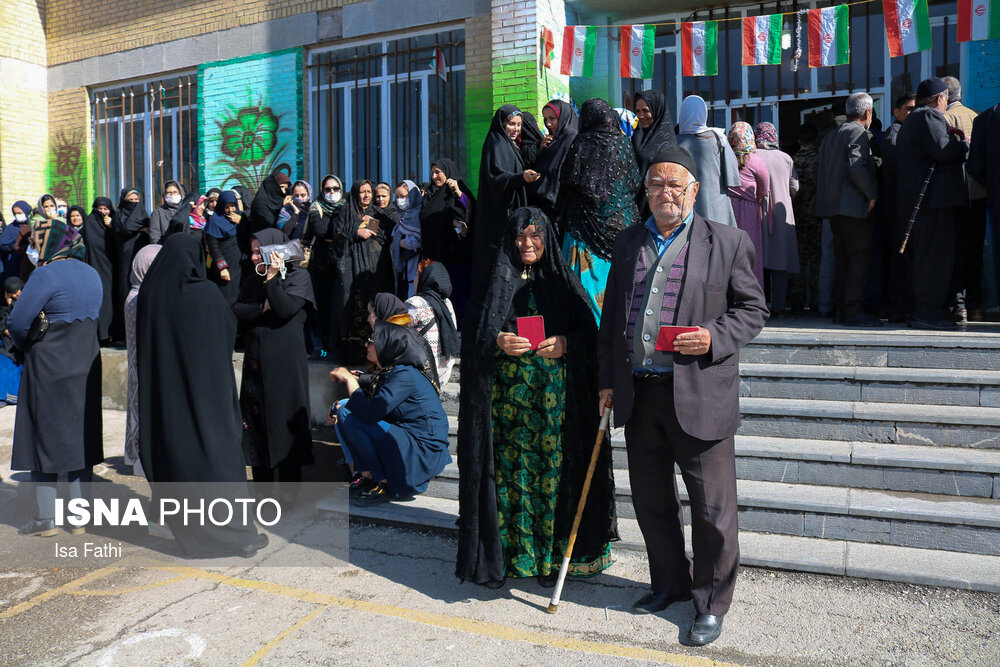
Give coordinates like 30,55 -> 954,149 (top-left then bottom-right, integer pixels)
0,0 -> 49,213
43,0 -> 366,66
464,13 -> 494,192
47,87 -> 92,206
198,49 -> 304,192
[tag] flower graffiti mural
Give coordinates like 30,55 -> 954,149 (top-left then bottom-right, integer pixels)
214,96 -> 291,190
49,129 -> 89,204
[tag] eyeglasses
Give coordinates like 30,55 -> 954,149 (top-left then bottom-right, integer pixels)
646,182 -> 693,199
364,338 -> 374,347
324,186 -> 341,193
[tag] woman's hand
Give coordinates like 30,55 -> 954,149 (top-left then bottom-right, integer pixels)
497,332 -> 531,357
536,335 -> 566,359
540,134 -> 554,150
357,226 -> 376,240
282,195 -> 294,207
227,211 -> 241,224
453,220 -> 468,238
103,215 -> 112,227
446,178 -> 462,196
330,367 -> 354,384
220,268 -> 231,282
265,251 -> 283,281
523,170 -> 540,184
326,413 -> 338,426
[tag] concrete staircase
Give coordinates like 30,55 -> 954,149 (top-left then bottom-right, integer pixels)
328,324 -> 1000,592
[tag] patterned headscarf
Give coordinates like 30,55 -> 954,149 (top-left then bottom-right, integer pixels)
728,121 -> 757,155
34,217 -> 86,265
754,122 -> 780,150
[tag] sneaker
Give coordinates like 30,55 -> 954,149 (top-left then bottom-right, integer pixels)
349,473 -> 375,497
352,481 -> 390,507
19,519 -> 57,537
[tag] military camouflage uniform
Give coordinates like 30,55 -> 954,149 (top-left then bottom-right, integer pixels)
788,144 -> 821,310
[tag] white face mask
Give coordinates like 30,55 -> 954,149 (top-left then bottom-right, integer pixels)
293,195 -> 309,205
26,246 -> 39,266
324,192 -> 342,204
396,197 -> 409,211
165,194 -> 182,205
13,214 -> 26,223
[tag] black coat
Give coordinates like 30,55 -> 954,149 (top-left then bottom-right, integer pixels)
112,192 -> 150,339
968,103 -> 1000,214
895,106 -> 969,212
82,199 -> 116,341
810,121 -> 878,220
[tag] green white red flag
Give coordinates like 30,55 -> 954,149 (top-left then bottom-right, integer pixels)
808,5 -> 850,67
884,0 -> 932,56
742,14 -> 783,65
620,24 -> 655,78
561,26 -> 597,77
541,27 -> 556,68
958,0 -> 1000,42
681,21 -> 719,76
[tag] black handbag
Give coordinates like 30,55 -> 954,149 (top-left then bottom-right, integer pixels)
28,311 -> 48,343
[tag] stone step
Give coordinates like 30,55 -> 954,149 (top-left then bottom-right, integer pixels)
739,363 -> 1000,406
423,463 -> 1000,557
319,494 -> 1000,593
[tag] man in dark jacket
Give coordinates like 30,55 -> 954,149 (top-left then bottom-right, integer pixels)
597,145 -> 767,647
883,93 -> 917,321
895,77 -> 969,330
811,92 -> 881,326
968,101 -> 1000,316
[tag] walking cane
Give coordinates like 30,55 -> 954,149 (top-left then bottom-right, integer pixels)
546,396 -> 614,614
898,164 -> 936,255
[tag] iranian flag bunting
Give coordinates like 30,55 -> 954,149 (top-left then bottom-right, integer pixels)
561,25 -> 597,77
808,5 -> 850,67
682,21 -> 719,76
884,0 -> 932,56
958,0 -> 1000,42
743,14 -> 783,65
620,24 -> 656,78
541,27 -> 556,68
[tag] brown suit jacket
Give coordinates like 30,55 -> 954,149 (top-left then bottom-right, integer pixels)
597,213 -> 767,439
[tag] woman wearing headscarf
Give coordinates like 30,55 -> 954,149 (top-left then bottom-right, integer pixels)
305,174 -> 346,358
518,111 -> 544,169
275,180 -> 313,240
112,187 -> 149,341
406,261 -> 459,385
0,276 -> 24,405
391,180 -> 423,298
9,218 -> 103,537
528,100 -> 579,224
1,201 -> 33,285
332,180 -> 384,362
251,170 -> 291,231
234,228 -> 316,486
754,122 -> 800,316
124,244 -> 161,474
456,206 -> 618,588
81,197 -> 116,342
204,190 -> 249,305
329,319 -> 450,506
419,158 -> 474,324
166,192 -> 208,243
727,122 -> 770,289
473,105 -> 539,295
557,98 -> 642,322
66,205 -> 87,230
137,234 -> 266,557
26,195 -> 60,275
632,90 -> 679,217
676,95 -> 740,228
148,180 -> 186,243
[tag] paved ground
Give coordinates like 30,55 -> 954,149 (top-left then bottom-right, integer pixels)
1,409 -> 999,666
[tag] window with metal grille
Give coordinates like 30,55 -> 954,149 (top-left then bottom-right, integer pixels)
308,28 -> 465,188
91,75 -> 199,203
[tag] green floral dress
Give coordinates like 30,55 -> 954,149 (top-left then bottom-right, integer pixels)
491,294 -> 613,578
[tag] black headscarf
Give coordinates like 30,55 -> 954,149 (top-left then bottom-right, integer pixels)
456,206 -> 617,583
518,111 -> 543,169
167,191 -> 201,237
82,197 -> 114,269
113,187 -> 148,235
66,205 -> 87,229
371,292 -> 408,320
419,158 -> 474,263
314,174 -> 346,218
415,261 -> 459,359
250,170 -> 290,231
238,227 -> 316,310
370,319 -> 440,393
347,180 -> 375,219
631,89 -> 679,179
561,99 -> 625,204
529,100 -> 580,209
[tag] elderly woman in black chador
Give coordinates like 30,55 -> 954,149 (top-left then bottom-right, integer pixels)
456,206 -> 618,588
234,228 -> 316,486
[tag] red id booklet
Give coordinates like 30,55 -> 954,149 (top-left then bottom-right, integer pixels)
655,326 -> 699,352
516,316 -> 546,350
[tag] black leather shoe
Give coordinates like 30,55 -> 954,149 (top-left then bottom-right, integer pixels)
631,590 -> 692,614
240,532 -> 269,558
537,572 -> 558,588
19,518 -> 57,537
686,614 -> 724,646
483,577 -> 506,590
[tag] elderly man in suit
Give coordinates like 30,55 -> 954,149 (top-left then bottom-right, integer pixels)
597,145 -> 767,647
811,92 -> 881,327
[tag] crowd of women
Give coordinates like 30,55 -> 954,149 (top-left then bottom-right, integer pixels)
7,90 -> 805,581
